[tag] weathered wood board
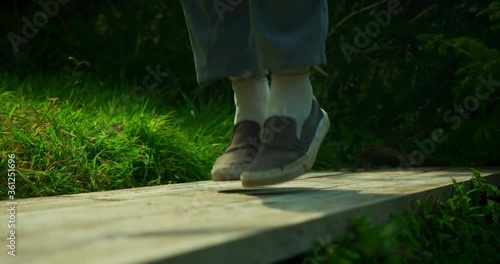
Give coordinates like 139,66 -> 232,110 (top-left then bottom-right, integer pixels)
1,167 -> 499,264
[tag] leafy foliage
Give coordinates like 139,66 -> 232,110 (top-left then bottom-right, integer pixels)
414,2 -> 500,166
314,0 -> 500,168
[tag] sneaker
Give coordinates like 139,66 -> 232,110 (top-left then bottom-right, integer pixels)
240,98 -> 330,187
211,121 -> 261,181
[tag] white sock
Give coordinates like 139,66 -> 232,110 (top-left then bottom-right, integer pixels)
231,75 -> 269,126
268,67 -> 313,138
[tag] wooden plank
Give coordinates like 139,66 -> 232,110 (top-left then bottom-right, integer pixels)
1,167 -> 499,264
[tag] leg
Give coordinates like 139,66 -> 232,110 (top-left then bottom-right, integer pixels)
179,0 -> 268,83
250,0 -> 328,71
241,0 -> 330,187
211,75 -> 269,181
251,0 -> 329,135
180,0 -> 270,180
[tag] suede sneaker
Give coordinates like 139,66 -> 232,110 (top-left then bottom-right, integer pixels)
211,121 -> 261,181
240,98 -> 330,187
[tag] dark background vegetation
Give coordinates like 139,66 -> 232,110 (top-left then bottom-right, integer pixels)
1,0 -> 499,169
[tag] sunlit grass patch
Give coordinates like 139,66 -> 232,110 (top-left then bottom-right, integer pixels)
0,75 -> 219,198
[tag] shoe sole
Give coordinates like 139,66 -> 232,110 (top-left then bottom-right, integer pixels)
240,109 -> 330,187
211,163 -> 244,181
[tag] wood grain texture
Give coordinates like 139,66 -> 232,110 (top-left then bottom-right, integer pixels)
1,167 -> 499,264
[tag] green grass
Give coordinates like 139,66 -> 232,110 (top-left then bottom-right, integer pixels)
0,73 -> 234,198
287,169 -> 500,264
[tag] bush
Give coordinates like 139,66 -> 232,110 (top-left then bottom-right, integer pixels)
314,0 -> 500,169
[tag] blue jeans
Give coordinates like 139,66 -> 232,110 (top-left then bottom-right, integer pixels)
180,0 -> 329,83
